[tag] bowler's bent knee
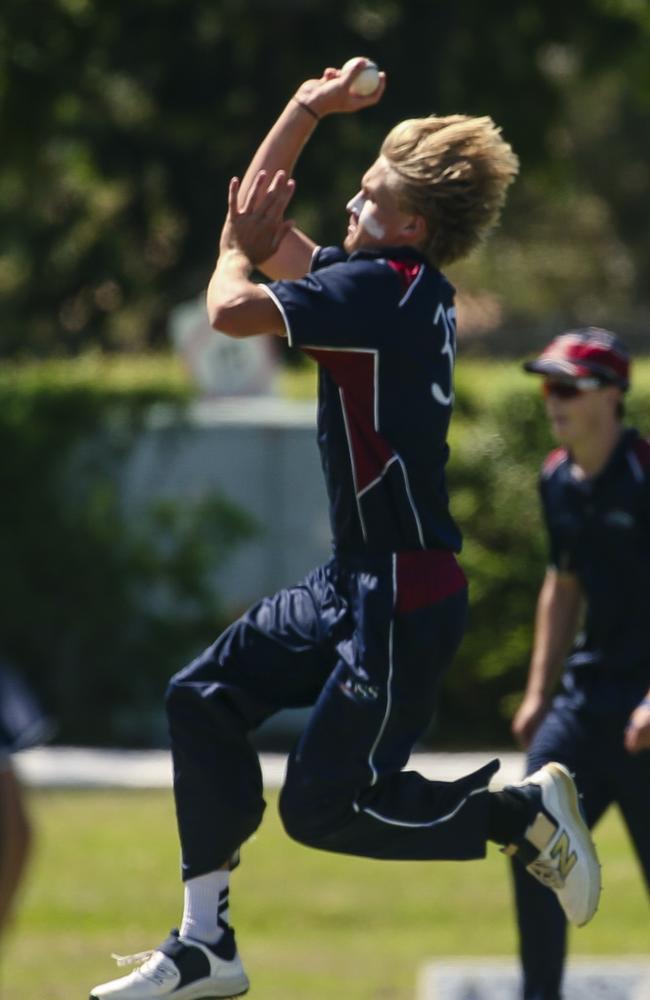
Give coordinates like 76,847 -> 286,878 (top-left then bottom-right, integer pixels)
278,775 -> 354,849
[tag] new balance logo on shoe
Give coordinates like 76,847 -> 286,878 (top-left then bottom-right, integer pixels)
550,830 -> 578,881
504,762 -> 601,927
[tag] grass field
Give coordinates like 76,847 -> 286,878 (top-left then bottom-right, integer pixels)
3,788 -> 647,999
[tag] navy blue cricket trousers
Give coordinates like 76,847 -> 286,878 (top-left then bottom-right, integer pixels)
166,552 -> 498,880
512,675 -> 650,1000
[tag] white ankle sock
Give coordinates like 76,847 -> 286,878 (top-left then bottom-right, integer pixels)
180,870 -> 230,944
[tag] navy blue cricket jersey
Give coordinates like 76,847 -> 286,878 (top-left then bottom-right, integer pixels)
540,428 -> 650,680
265,245 -> 461,556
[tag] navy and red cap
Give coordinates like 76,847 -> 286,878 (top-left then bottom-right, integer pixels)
523,327 -> 630,390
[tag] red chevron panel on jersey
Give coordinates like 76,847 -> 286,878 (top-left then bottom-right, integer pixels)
387,259 -> 422,296
305,347 -> 394,494
395,550 -> 467,614
631,436 -> 650,469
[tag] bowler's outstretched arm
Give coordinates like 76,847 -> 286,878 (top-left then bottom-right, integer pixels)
234,60 -> 386,280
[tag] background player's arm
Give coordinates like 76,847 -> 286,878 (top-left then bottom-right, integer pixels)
624,691 -> 650,754
236,60 -> 386,281
512,568 -> 583,749
0,765 -> 32,936
625,474 -> 650,752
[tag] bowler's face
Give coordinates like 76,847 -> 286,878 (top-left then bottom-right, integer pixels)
344,157 -> 416,253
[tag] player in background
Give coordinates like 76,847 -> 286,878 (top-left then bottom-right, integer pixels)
0,661 -> 50,942
511,328 -> 650,1000
91,61 -> 600,1000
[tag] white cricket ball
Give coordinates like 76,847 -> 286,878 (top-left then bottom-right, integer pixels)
342,58 -> 381,97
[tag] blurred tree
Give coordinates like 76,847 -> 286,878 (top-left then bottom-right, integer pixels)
0,0 -> 648,356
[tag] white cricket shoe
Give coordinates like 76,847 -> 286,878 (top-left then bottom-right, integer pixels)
504,761 -> 601,927
89,928 -> 249,999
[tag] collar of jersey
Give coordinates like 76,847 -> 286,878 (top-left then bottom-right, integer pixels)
347,245 -> 430,266
566,427 -> 639,489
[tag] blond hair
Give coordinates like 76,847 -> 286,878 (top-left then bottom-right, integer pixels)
380,115 -> 519,267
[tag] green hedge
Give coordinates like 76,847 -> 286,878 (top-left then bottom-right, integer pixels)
0,355 -> 256,746
2,356 -> 649,747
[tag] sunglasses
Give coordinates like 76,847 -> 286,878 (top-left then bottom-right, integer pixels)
542,377 -> 603,400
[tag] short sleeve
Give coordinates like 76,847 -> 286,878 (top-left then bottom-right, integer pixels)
264,250 -> 402,351
636,441 -> 650,533
311,246 -> 348,271
539,475 -> 576,573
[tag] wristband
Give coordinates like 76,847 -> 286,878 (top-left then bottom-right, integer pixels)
293,97 -> 319,121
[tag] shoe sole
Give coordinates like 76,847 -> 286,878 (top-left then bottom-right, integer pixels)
537,761 -> 601,927
89,981 -> 249,1000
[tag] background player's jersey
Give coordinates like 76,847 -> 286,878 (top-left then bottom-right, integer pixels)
265,246 -> 461,555
540,428 -> 650,680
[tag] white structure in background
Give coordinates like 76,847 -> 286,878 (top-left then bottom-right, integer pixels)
119,296 -> 331,611
120,396 -> 331,609
14,750 -> 523,792
417,959 -> 650,1000
169,294 -> 279,398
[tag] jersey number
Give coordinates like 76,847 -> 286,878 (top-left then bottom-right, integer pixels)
431,303 -> 456,407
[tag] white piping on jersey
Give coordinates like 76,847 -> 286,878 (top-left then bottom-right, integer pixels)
395,454 -> 426,548
348,448 -> 426,550
359,561 -> 492,826
337,386 -> 424,549
367,621 -> 395,786
309,246 -> 322,272
259,284 -> 292,345
397,264 -> 424,308
365,553 -> 397,787
357,454 -> 400,499
301,345 -> 380,431
373,350 -> 379,431
338,386 -> 369,543
300,344 -> 381,541
627,450 -> 644,483
353,784 -> 489,829
300,344 -> 424,548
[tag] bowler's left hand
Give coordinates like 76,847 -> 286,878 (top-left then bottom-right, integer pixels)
220,169 -> 296,265
624,700 -> 650,753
